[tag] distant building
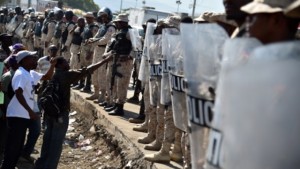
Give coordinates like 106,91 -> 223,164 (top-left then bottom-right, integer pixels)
3,0 -> 57,12
128,7 -> 172,27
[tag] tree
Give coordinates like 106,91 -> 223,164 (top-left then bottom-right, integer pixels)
61,0 -> 99,12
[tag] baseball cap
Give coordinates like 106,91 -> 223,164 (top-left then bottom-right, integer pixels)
241,0 -> 295,14
16,50 -> 37,63
285,0 -> 300,18
9,43 -> 26,52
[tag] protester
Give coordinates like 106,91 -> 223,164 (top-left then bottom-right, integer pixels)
0,50 -> 55,169
34,56 -> 109,169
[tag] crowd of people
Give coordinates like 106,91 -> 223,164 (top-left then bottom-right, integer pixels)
0,0 -> 299,168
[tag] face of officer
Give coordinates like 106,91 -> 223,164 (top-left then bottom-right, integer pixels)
115,21 -> 128,29
100,13 -> 109,24
247,12 -> 299,44
49,47 -> 58,58
85,17 -> 94,24
223,0 -> 251,24
77,18 -> 85,28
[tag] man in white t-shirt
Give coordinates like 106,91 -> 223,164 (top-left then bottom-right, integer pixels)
0,50 -> 56,169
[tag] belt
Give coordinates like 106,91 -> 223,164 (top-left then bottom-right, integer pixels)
118,56 -> 132,62
97,45 -> 106,47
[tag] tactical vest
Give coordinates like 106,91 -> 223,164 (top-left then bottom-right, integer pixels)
112,27 -> 132,55
42,20 -> 56,34
34,21 -> 42,37
61,21 -> 74,44
97,23 -> 116,38
54,20 -> 65,39
0,15 -> 4,24
72,27 -> 85,45
82,24 -> 99,41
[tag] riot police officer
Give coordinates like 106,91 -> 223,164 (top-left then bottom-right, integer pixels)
52,9 -> 66,52
61,10 -> 75,61
85,7 -> 116,103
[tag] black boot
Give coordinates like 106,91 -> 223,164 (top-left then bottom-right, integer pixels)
108,104 -> 124,116
105,104 -> 117,112
81,74 -> 91,93
99,101 -> 107,107
73,79 -> 84,90
129,97 -> 145,123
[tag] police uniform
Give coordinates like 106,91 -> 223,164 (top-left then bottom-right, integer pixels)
51,20 -> 66,52
70,26 -> 84,70
104,14 -> 133,116
34,16 -> 43,53
61,20 -> 75,61
24,13 -> 36,51
43,19 -> 56,56
87,21 -> 116,101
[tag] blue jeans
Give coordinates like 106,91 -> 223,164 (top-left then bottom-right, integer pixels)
23,117 -> 41,157
34,113 -> 69,169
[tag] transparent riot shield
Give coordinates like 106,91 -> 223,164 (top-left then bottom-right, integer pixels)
205,38 -> 262,169
15,22 -> 25,39
6,17 -> 18,34
166,33 -> 188,132
138,23 -> 156,84
180,23 -> 229,169
213,41 -> 300,169
129,28 -> 143,60
160,28 -> 179,106
148,34 -> 162,106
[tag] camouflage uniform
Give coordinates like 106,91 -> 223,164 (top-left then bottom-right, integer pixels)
137,81 -> 156,143
88,22 -> 116,102
24,16 -> 35,51
61,21 -> 75,61
70,26 -> 84,70
43,20 -> 56,56
51,20 -> 66,52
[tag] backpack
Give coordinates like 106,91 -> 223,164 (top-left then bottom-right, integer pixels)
39,80 -> 61,118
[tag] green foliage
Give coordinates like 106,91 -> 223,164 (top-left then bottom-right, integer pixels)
0,0 -> 6,6
62,0 -> 99,12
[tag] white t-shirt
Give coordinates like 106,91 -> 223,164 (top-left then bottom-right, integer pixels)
7,67 -> 43,119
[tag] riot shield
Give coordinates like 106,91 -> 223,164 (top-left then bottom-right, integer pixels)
129,28 -> 143,52
137,23 -> 155,84
160,28 -> 179,106
180,23 -> 229,169
213,41 -> 300,169
15,22 -> 25,38
5,16 -> 18,33
166,33 -> 188,132
148,34 -> 162,106
129,28 -> 143,60
205,38 -> 262,169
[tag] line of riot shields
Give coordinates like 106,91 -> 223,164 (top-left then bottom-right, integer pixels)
130,19 -> 300,169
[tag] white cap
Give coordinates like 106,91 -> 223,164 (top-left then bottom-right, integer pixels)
16,50 -> 37,63
241,0 -> 295,14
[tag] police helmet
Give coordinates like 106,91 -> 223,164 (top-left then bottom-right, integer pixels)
28,7 -> 35,13
15,6 -> 21,14
48,11 -> 55,18
54,9 -> 64,19
98,7 -> 113,21
65,10 -> 74,19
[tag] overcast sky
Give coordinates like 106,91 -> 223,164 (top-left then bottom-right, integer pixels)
94,0 -> 224,16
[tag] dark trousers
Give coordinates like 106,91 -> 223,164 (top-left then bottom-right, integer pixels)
1,117 -> 30,169
35,113 -> 69,169
23,118 -> 41,157
0,119 -> 7,162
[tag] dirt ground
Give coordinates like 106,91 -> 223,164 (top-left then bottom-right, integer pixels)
17,111 -> 124,169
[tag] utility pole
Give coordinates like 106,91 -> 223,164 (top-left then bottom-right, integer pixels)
192,0 -> 196,18
120,0 -> 123,12
176,0 -> 182,13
